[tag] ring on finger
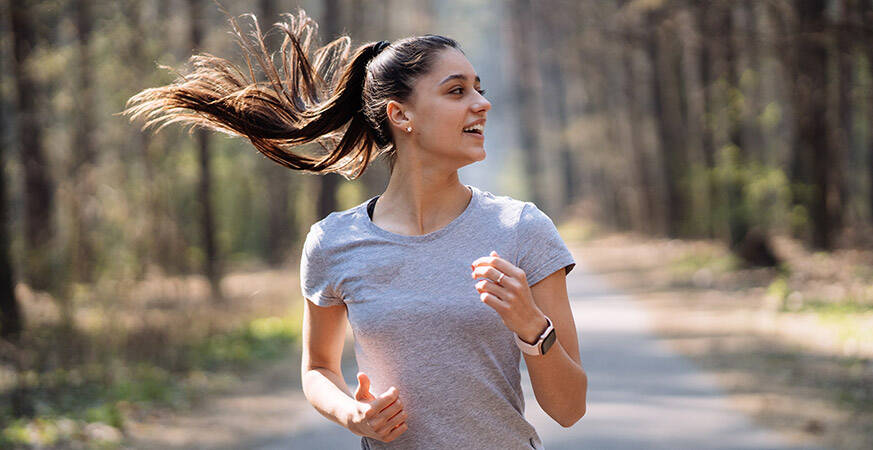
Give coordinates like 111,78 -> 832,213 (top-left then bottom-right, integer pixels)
496,272 -> 505,285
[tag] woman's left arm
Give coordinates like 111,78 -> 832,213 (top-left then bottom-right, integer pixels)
472,251 -> 587,427
522,268 -> 587,427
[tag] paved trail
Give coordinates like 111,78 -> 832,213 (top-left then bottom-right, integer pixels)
131,249 -> 823,449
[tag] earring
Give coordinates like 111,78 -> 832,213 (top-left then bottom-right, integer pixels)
406,126 -> 412,132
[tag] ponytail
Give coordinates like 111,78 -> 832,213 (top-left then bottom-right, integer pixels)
122,8 -> 386,179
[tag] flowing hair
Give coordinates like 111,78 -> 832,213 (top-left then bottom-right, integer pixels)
121,6 -> 460,179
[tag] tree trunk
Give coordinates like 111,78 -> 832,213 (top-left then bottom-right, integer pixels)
832,0 -> 856,238
10,0 -> 56,293
646,12 -> 687,237
533,3 -> 576,215
259,0 -> 295,265
724,2 -> 752,250
507,0 -> 545,208
316,0 -> 343,221
70,0 -> 97,283
867,1 -> 873,228
0,14 -> 23,340
792,0 -> 833,250
120,0 -> 158,279
740,0 -> 766,162
694,3 -> 718,240
622,47 -> 656,234
189,0 -> 223,300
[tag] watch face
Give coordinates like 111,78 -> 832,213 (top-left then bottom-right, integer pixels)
541,329 -> 557,355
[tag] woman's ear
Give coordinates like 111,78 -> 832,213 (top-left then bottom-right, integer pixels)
386,100 -> 412,131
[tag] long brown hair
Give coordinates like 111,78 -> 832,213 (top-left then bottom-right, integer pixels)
121,7 -> 460,179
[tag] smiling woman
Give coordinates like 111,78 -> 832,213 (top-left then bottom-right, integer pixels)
123,6 -> 585,449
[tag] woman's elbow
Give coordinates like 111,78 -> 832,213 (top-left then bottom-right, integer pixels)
558,405 -> 586,428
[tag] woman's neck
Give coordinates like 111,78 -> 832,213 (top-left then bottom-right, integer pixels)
374,166 -> 471,236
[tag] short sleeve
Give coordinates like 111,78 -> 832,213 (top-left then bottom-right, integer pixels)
515,202 -> 576,286
300,223 -> 344,307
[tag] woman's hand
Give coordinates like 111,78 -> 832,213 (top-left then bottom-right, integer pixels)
348,372 -> 408,443
471,250 -> 548,344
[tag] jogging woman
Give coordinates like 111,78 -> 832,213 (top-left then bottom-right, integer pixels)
123,8 -> 587,449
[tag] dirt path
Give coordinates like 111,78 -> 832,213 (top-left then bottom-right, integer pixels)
576,233 -> 872,450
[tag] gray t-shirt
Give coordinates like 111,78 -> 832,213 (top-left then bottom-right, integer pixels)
300,184 -> 576,449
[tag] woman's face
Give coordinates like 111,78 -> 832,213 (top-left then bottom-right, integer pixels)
391,48 -> 491,168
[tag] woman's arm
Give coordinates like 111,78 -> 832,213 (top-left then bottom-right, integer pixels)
472,253 -> 587,427
300,299 -> 357,428
522,268 -> 588,427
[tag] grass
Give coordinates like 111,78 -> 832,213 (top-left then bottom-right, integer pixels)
669,246 -> 742,278
0,309 -> 303,449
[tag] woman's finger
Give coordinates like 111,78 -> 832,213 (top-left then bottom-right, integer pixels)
378,408 -> 408,435
474,278 -> 512,301
471,253 -> 525,279
471,265 -> 503,283
383,421 -> 408,442
375,399 -> 403,428
480,292 -> 508,311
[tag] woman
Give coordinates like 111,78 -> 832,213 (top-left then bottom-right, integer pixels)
124,8 -> 587,449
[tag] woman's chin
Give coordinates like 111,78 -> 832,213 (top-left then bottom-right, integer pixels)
468,145 -> 486,162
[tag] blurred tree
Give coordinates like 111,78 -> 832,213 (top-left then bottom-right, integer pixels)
189,0 -> 223,300
789,0 -> 834,250
645,6 -> 688,238
507,0 -> 545,208
316,0 -> 344,221
70,0 -> 98,283
0,3 -> 22,341
693,0 -> 719,239
867,0 -> 873,226
533,0 -> 577,216
259,0 -> 296,266
9,0 -> 56,293
118,0 -> 160,278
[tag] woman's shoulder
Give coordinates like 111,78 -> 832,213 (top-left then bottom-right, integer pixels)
313,195 -> 373,228
304,199 -> 370,248
472,185 -> 534,225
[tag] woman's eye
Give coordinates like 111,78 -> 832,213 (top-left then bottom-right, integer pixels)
452,87 -> 487,96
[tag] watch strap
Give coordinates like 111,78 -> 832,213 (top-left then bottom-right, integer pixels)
514,315 -> 554,355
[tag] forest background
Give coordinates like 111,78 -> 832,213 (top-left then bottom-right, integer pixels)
1,0 -> 872,448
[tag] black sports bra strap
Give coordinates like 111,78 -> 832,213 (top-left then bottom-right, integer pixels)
367,196 -> 379,220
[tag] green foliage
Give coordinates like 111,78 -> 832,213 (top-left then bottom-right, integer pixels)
670,246 -> 742,277
759,101 -> 782,132
189,314 -> 302,370
767,275 -> 790,303
556,219 -> 600,243
108,364 -> 185,409
771,284 -> 873,357
702,145 -> 799,241
797,298 -> 873,316
0,312 -> 303,447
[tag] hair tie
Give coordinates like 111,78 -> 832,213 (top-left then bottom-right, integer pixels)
373,40 -> 390,55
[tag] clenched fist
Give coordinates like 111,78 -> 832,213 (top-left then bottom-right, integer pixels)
348,372 -> 408,443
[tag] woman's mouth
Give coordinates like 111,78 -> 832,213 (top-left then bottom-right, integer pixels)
462,126 -> 484,138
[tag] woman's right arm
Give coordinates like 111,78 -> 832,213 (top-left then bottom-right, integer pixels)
300,298 -> 357,428
301,298 -> 409,442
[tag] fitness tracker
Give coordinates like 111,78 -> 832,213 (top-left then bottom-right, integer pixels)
514,315 -> 556,356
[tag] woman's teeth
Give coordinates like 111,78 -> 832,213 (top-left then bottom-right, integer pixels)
463,124 -> 484,134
